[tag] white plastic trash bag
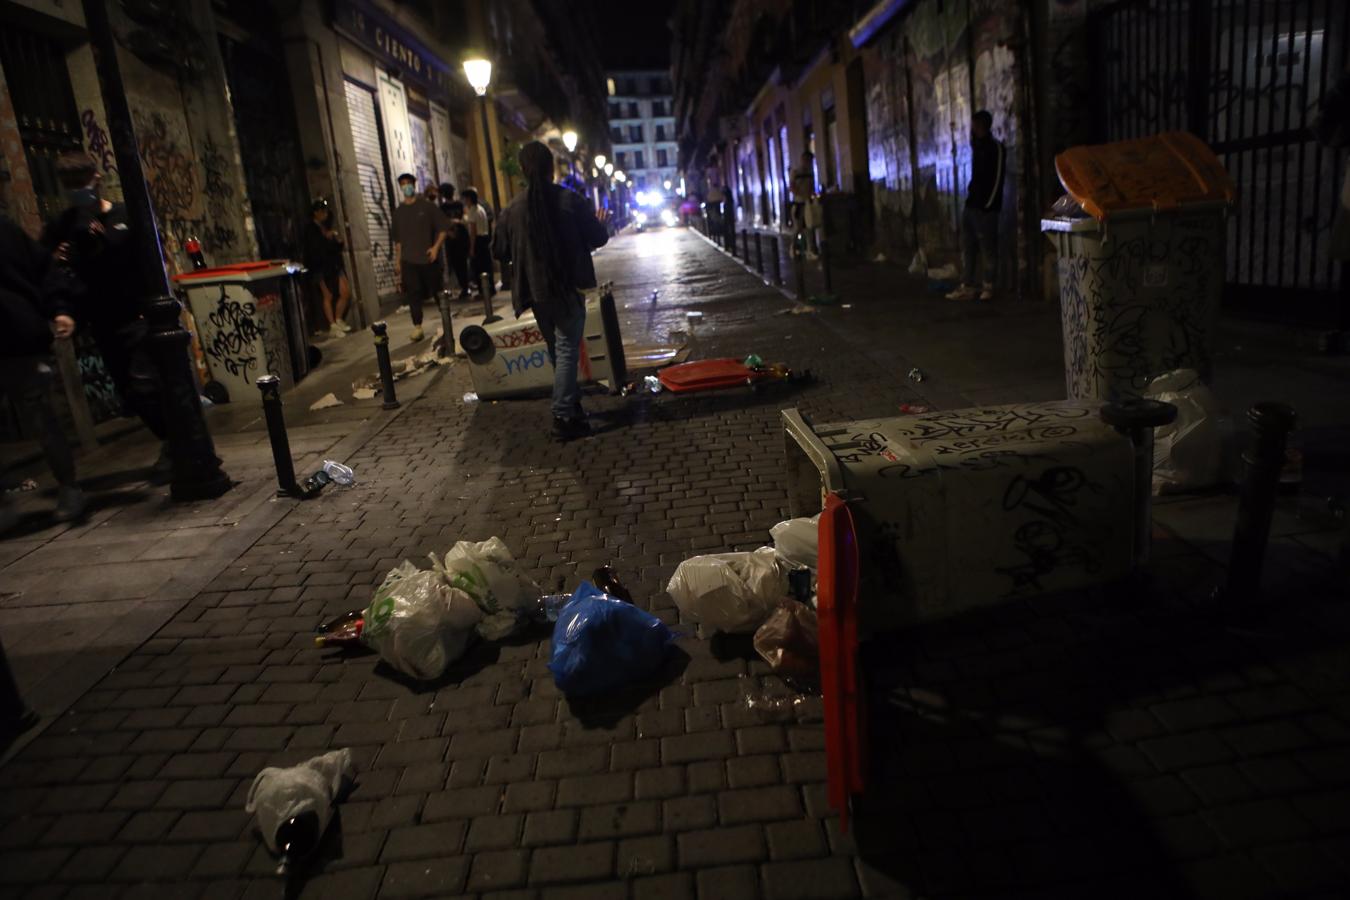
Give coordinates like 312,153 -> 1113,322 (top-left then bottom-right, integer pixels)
246,748 -> 354,864
1145,369 -> 1223,495
434,537 -> 540,616
363,561 -> 483,680
770,514 -> 820,570
666,547 -> 789,634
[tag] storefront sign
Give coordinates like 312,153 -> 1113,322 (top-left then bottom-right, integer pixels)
332,0 -> 454,92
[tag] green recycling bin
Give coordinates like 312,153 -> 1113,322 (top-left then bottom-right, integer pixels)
1042,131 -> 1235,402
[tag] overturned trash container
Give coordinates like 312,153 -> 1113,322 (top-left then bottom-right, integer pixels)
1043,131 -> 1234,401
457,283 -> 627,399
783,398 -> 1176,830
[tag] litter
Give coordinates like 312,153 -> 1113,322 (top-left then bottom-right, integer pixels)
643,375 -> 663,394
463,392 -> 480,403
898,402 -> 932,414
666,547 -> 789,633
753,602 -> 819,678
362,560 -> 483,679
744,354 -> 764,369
592,565 -> 634,603
246,748 -> 354,875
314,610 -> 363,648
548,581 -> 676,697
352,387 -> 377,400
770,515 -> 819,571
777,303 -> 820,316
322,460 -> 355,486
1145,368 -> 1223,494
10,478 -> 38,493
308,392 -> 343,411
907,367 -> 925,383
741,680 -> 822,723
433,537 -> 541,620
841,304 -> 853,309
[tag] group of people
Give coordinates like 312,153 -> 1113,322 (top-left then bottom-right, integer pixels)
2,151 -> 172,530
302,178 -> 495,343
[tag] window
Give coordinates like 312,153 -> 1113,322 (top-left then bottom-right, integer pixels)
608,102 -> 622,120
649,76 -> 663,93
627,102 -> 640,118
651,100 -> 665,116
616,152 -> 627,168
655,124 -> 666,141
634,150 -> 645,169
629,124 -> 643,142
657,148 -> 668,167
610,126 -> 623,142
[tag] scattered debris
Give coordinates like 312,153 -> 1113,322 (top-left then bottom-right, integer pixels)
352,387 -> 377,401
753,602 -> 819,678
361,560 -> 483,679
907,367 -> 926,383
841,303 -> 853,309
308,393 -> 343,411
873,253 -> 887,263
463,392 -> 480,404
547,581 -> 676,697
246,748 -> 354,875
898,402 -> 932,415
6,478 -> 39,493
666,547 -> 789,634
770,515 -> 820,571
643,375 -> 663,394
322,460 -> 355,486
777,303 -> 820,316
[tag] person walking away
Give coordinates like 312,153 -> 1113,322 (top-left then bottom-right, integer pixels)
302,199 -> 351,337
0,213 -> 86,530
493,141 -> 609,442
43,152 -> 173,481
789,151 -> 817,254
462,187 -> 495,299
391,173 -> 448,343
947,110 -> 1006,302
438,182 -> 471,299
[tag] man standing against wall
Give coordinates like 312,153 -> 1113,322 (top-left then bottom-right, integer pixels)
391,172 -> 448,343
947,110 -> 1005,302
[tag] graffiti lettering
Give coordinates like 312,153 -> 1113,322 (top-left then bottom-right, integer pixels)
204,288 -> 264,379
996,466 -> 1105,593
80,109 -> 117,174
503,350 -> 549,375
494,327 -> 546,349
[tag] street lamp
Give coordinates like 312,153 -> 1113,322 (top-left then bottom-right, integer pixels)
664,179 -> 672,190
595,154 -> 607,169
562,130 -> 578,153
604,163 -> 614,176
463,57 -> 501,215
614,170 -> 627,183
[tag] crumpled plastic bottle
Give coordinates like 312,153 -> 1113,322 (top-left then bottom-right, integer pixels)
644,375 -> 662,394
321,460 -> 355,486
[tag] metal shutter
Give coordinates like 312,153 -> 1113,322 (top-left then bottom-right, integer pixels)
344,78 -> 398,296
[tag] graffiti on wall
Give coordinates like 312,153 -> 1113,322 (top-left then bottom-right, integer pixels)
80,109 -> 117,175
204,286 -> 263,381
133,110 -> 241,262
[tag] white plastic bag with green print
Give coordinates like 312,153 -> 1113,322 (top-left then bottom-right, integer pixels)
361,561 -> 483,680
432,538 -> 540,633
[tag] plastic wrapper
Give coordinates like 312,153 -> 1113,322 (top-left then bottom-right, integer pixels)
245,748 -> 354,871
1145,369 -> 1223,494
362,561 -> 483,680
770,515 -> 820,570
548,582 -> 676,697
433,537 -> 541,617
665,547 -> 789,634
753,603 -> 819,678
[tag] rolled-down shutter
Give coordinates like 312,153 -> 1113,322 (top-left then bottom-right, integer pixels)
344,79 -> 398,296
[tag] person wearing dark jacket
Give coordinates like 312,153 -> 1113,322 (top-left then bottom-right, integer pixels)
0,213 -> 86,530
492,141 -> 610,441
302,199 -> 352,336
948,110 -> 1006,302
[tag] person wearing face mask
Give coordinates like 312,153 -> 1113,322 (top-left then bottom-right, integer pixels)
43,152 -> 172,481
390,173 -> 449,343
302,199 -> 352,336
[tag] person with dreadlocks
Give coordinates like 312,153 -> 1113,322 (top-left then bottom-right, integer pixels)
493,140 -> 609,441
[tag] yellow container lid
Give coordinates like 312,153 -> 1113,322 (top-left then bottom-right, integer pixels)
1054,131 -> 1235,221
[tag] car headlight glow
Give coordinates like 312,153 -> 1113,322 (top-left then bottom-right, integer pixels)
660,209 -> 678,226
635,211 -> 648,224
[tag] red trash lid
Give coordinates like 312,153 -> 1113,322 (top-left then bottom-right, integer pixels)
171,260 -> 290,282
817,491 -> 865,831
657,358 -> 752,393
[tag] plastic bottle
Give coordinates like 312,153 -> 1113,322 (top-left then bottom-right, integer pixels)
314,610 -> 364,648
274,810 -> 320,874
592,565 -> 634,603
184,236 -> 207,270
321,459 -> 355,486
245,749 -> 354,877
644,375 -> 662,393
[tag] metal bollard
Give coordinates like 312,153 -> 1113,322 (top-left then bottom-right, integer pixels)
435,289 -> 455,358
755,232 -> 764,274
371,321 -> 400,410
740,229 -> 749,260
793,232 -> 808,300
1224,402 -> 1298,602
770,236 -> 783,285
1101,398 -> 1178,573
480,273 -> 501,324
256,375 -> 301,497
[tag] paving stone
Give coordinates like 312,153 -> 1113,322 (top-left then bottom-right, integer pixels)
110,843 -> 201,881
765,820 -> 827,861
379,822 -> 467,861
1138,733 -> 1235,770
381,856 -> 470,898
522,810 -> 577,847
555,773 -> 632,808
528,840 -> 614,884
677,825 -> 766,867
664,796 -> 717,832
761,857 -> 861,899
1180,766 -> 1257,805
1202,798 -> 1313,846
502,779 -> 556,813
695,864 -> 758,900
467,849 -> 530,892
663,730 -> 735,765
636,767 -> 686,800
631,871 -> 694,900
466,814 -> 524,851
578,801 -> 662,840
727,755 -> 782,789
617,834 -> 675,877
717,786 -> 802,824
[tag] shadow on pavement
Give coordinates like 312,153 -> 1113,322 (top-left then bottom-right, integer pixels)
563,645 -> 691,728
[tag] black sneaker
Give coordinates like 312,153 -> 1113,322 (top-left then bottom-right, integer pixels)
551,416 -> 592,442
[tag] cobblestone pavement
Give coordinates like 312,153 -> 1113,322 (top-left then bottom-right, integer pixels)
1,228 -> 1347,899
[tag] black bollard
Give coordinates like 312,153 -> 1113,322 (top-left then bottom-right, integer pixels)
770,236 -> 783,285
144,297 -> 232,501
820,237 -> 834,297
740,229 -> 749,260
257,375 -> 301,497
755,232 -> 765,274
480,273 -> 501,325
794,232 -> 808,300
371,322 -> 400,410
1101,398 -> 1178,574
1224,402 -> 1298,603
435,289 -> 455,358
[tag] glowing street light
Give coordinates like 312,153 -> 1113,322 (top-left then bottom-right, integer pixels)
614,170 -> 627,183
462,58 -> 492,97
664,179 -> 672,190
463,57 -> 500,214
562,130 -> 578,153
604,163 -> 614,176
594,154 -> 607,169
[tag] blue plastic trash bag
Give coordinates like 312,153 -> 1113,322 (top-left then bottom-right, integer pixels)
548,582 -> 675,697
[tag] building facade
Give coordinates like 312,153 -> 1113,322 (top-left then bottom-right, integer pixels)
607,69 -> 678,192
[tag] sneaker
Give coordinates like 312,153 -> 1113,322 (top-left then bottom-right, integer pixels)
946,284 -> 978,301
551,416 -> 592,442
410,326 -> 424,342
55,485 -> 87,522
329,323 -> 346,337
337,320 -> 354,333
979,282 -> 994,301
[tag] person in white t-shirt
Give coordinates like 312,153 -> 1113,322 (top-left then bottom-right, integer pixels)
461,187 -> 494,297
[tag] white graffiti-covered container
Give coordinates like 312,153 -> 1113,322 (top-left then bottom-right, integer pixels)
783,401 -> 1135,633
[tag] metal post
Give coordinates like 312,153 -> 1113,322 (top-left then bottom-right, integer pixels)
257,375 -> 300,497
755,232 -> 765,274
371,322 -> 400,410
1101,399 -> 1178,573
1224,402 -> 1298,602
478,95 -> 501,216
770,236 -> 783,285
794,232 -> 808,300
480,273 -> 500,324
82,0 -> 230,501
740,229 -> 749,259
820,237 -> 834,297
435,290 -> 455,358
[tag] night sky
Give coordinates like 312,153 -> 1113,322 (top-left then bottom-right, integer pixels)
593,0 -> 677,70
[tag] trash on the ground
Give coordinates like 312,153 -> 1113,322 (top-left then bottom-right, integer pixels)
548,581 -> 676,697
742,684 -> 821,723
477,609 -> 529,641
666,547 -> 789,633
744,353 -> 764,369
314,610 -> 364,648
394,304 -> 409,313
753,601 -> 819,678
352,387 -> 377,400
322,460 -> 355,486
770,514 -> 820,570
592,565 -> 634,603
463,391 -> 480,403
362,560 -> 483,679
898,402 -> 932,414
643,375 -> 663,393
908,250 -> 928,275
841,303 -> 853,309
534,592 -> 572,624
433,537 -> 541,619
927,263 -> 959,281
907,367 -> 925,383
308,392 -> 343,411
788,568 -> 814,606
686,311 -> 704,322
777,303 -> 820,316
622,343 -> 692,368
620,381 -> 640,396
1145,368 -> 1223,494
245,748 -> 354,875
302,469 -> 331,494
